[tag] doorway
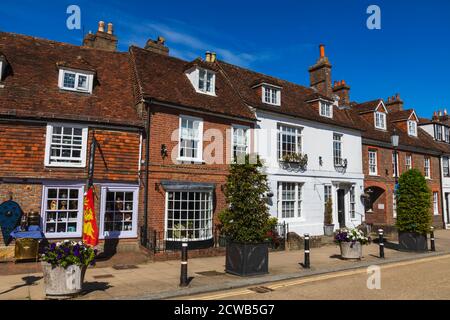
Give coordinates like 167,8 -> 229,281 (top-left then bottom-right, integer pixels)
446,193 -> 450,225
337,189 -> 346,228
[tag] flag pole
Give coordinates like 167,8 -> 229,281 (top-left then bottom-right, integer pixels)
87,137 -> 97,188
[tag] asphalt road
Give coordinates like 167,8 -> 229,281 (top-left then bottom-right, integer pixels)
184,255 -> 450,300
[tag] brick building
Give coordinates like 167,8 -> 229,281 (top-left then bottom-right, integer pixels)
352,96 -> 444,229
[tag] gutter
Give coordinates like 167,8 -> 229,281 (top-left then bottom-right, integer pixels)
141,99 -> 152,247
362,138 -> 442,156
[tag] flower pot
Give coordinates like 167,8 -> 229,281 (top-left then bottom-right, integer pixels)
41,261 -> 87,297
225,242 -> 269,276
339,242 -> 363,259
323,224 -> 335,237
398,232 -> 428,252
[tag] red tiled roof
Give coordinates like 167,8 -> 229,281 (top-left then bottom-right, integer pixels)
0,32 -> 142,127
217,61 -> 361,131
353,99 -> 384,114
129,46 -> 256,121
389,109 -> 416,122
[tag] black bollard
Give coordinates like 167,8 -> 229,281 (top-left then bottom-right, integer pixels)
378,229 -> 385,259
303,234 -> 310,269
179,242 -> 189,287
430,227 -> 436,252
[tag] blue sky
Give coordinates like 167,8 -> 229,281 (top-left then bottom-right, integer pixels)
1,0 -> 449,118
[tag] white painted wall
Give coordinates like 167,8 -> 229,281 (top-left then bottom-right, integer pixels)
255,110 -> 365,236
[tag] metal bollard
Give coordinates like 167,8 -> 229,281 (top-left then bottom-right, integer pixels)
303,234 -> 310,269
179,242 -> 189,287
430,227 -> 436,252
378,229 -> 385,259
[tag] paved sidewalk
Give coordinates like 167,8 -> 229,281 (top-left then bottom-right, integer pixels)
0,230 -> 449,300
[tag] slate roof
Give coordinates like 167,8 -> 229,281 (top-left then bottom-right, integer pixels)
0,32 -> 142,127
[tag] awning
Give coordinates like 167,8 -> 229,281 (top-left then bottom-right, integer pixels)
160,180 -> 215,192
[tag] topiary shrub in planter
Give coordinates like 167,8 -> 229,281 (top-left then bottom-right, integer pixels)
219,154 -> 276,276
396,169 -> 432,252
323,198 -> 334,236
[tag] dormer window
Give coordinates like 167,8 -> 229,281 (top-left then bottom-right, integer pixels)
320,101 -> 333,118
375,111 -> 386,130
198,68 -> 215,94
58,69 -> 94,93
262,86 -> 280,106
408,120 -> 417,137
0,55 -> 6,82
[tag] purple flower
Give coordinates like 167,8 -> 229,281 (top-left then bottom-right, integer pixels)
50,243 -> 56,250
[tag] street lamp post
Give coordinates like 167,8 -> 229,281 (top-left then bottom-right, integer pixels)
391,128 -> 400,208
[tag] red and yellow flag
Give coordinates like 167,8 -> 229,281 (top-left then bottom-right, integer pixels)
83,186 -> 99,246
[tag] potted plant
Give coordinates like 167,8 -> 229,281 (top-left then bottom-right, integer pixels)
396,169 -> 432,252
41,240 -> 96,297
280,153 -> 308,170
219,154 -> 276,276
323,198 -> 334,236
335,228 -> 370,259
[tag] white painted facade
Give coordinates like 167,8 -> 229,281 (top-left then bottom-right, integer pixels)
254,109 -> 365,236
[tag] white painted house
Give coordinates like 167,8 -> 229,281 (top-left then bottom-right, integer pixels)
219,45 -> 365,236
419,113 -> 450,228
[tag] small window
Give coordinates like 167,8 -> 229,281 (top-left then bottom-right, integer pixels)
333,133 -> 343,166
350,185 -> 356,219
44,124 -> 88,167
408,120 -> 417,136
392,152 -> 399,177
178,116 -> 203,162
405,154 -> 412,171
278,124 -> 302,160
42,185 -> 84,238
0,60 -> 5,81
58,69 -> 93,93
278,182 -> 303,218
374,112 -> 386,130
445,127 -> 450,143
198,68 -> 215,94
443,157 -> 450,177
368,150 -> 378,175
320,101 -> 333,118
232,125 -> 250,161
100,186 -> 139,239
324,185 -> 332,205
436,125 -> 443,141
262,86 -> 280,106
166,191 -> 213,241
424,157 -> 431,179
433,192 -> 439,216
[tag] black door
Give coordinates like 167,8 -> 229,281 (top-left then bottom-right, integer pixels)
337,189 -> 346,228
446,193 -> 450,225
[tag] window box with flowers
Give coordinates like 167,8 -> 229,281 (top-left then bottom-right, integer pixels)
335,228 -> 371,259
280,153 -> 308,171
40,240 -> 96,297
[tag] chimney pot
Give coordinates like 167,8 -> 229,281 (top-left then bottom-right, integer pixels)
205,51 -> 211,62
107,23 -> 113,35
319,44 -> 325,59
157,36 -> 165,44
98,21 -> 105,33
211,52 -> 217,62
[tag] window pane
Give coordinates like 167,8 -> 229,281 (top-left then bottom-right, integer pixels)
63,72 -> 76,88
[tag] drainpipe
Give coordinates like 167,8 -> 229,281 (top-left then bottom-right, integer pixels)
439,154 -> 446,228
142,100 -> 152,247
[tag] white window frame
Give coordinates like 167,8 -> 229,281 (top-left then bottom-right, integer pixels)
58,68 -> 94,93
436,125 -> 443,141
41,183 -> 84,239
262,86 -> 281,106
349,185 -> 356,219
278,182 -> 303,219
424,157 -> 431,179
177,115 -> 204,163
278,124 -> 303,161
368,150 -> 378,175
44,123 -> 88,168
324,185 -> 332,205
197,68 -> 216,95
392,152 -> 399,177
99,185 -> 139,239
231,124 -> 250,161
405,154 -> 412,171
408,120 -> 417,137
374,112 -> 387,130
443,156 -> 450,177
433,192 -> 439,216
0,60 -> 4,81
333,133 -> 343,166
320,101 -> 333,118
164,190 -> 214,241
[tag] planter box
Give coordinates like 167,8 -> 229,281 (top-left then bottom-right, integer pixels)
323,224 -> 335,237
339,242 -> 363,259
42,262 -> 87,297
225,242 -> 269,276
398,232 -> 428,252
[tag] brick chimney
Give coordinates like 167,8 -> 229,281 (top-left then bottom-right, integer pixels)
333,80 -> 350,105
83,21 -> 118,52
385,93 -> 404,112
309,44 -> 333,97
144,36 -> 169,56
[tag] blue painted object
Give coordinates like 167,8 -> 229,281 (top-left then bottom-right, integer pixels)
0,200 -> 22,246
10,225 -> 44,240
